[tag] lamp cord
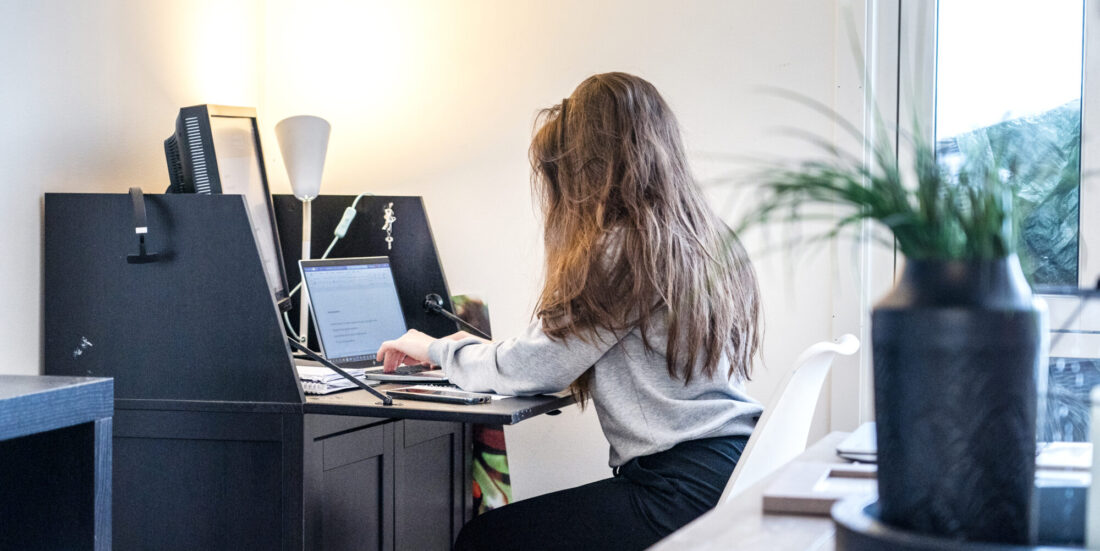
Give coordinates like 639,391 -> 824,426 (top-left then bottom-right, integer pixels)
282,193 -> 373,342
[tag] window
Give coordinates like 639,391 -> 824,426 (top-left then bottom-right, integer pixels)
901,0 -> 1100,444
935,0 -> 1083,287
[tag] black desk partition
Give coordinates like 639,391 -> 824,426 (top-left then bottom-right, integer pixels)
43,193 -> 300,404
272,194 -> 459,349
44,193 -> 307,549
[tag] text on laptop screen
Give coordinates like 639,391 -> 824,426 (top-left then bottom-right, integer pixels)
301,262 -> 407,364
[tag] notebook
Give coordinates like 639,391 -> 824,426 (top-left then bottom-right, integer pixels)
299,256 -> 448,383
296,364 -> 378,395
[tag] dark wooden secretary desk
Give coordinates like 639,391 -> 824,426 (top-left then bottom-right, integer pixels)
104,382 -> 569,550
42,193 -> 572,550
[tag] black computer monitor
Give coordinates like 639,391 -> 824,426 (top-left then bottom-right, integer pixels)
164,104 -> 291,311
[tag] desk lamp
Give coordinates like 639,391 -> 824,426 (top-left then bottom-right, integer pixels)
275,115 -> 331,343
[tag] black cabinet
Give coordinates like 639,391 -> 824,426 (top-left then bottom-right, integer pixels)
113,409 -> 469,550
304,415 -> 468,551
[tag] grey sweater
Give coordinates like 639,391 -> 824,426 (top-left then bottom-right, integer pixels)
427,314 -> 762,467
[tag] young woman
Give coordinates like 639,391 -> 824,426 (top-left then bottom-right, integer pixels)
376,72 -> 763,550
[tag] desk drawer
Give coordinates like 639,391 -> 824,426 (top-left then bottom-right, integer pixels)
323,422 -> 387,471
404,419 -> 463,448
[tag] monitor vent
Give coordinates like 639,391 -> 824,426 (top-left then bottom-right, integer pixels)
184,116 -> 212,194
163,135 -> 184,192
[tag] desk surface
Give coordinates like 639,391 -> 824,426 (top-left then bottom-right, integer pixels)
0,375 -> 114,441
305,384 -> 576,425
112,381 -> 574,425
652,431 -> 848,551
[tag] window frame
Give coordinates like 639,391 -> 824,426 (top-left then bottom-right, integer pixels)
830,1 -> 1100,431
896,0 -> 1100,432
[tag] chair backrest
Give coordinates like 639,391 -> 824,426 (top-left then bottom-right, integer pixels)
718,334 -> 860,503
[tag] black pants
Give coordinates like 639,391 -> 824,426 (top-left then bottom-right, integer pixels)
453,435 -> 748,551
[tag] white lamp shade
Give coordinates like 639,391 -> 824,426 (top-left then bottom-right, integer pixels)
275,115 -> 331,201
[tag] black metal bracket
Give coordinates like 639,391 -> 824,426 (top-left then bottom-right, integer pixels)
126,187 -> 159,264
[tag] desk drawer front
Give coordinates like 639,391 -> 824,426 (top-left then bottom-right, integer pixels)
112,409 -> 297,550
404,419 -> 462,448
323,423 -> 386,471
322,446 -> 387,551
396,420 -> 465,550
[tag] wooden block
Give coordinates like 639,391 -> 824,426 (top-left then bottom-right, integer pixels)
762,461 -> 877,516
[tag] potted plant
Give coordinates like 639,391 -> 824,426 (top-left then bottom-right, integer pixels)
739,109 -> 1058,544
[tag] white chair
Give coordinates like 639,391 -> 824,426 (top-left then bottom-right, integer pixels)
717,334 -> 860,503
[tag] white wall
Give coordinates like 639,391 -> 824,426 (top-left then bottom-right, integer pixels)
260,0 -> 855,499
3,0 -> 862,500
0,0 -> 265,376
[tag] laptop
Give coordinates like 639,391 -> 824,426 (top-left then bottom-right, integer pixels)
299,256 -> 448,382
835,421 -> 877,463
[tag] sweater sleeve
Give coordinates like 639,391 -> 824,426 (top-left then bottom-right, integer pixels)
427,320 -> 623,395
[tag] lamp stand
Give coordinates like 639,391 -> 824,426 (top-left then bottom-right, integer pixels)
299,199 -> 312,344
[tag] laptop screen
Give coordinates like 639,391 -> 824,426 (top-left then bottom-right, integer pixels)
299,257 -> 408,366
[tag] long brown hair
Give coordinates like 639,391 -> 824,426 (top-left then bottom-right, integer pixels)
529,72 -> 761,400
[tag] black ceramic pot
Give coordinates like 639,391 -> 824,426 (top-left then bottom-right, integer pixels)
872,255 -> 1045,544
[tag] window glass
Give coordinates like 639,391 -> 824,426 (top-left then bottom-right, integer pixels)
934,1 -> 1099,453
934,0 -> 1083,287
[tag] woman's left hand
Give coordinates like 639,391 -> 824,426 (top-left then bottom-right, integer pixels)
377,329 -> 437,372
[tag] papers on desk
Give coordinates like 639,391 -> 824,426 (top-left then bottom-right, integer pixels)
763,460 -> 1092,517
837,422 -> 1095,471
1036,441 -> 1092,471
296,364 -> 378,395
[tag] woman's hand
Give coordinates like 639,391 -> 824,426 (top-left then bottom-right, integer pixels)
377,329 -> 437,372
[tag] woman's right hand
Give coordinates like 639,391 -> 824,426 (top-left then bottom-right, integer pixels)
377,329 -> 436,372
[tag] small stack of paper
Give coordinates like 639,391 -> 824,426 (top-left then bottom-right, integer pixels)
296,364 -> 377,395
762,462 -> 877,515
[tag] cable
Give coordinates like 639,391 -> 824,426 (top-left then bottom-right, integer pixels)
286,234 -> 340,300
282,193 -> 374,338
286,192 -> 374,299
284,311 -> 302,342
320,235 -> 340,260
